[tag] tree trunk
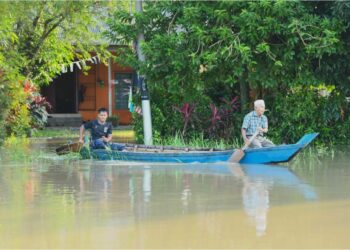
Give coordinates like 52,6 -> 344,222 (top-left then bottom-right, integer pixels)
239,71 -> 249,113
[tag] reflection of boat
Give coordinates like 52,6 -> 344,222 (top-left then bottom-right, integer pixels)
179,162 -> 317,237
86,133 -> 319,164
126,163 -> 317,200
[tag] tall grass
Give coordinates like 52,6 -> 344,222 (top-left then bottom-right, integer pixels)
290,144 -> 334,171
154,132 -> 241,149
0,135 -> 80,165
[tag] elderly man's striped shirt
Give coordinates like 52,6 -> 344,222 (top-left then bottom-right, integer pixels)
242,111 -> 268,136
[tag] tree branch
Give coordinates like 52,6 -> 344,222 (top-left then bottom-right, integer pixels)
24,15 -> 66,78
32,2 -> 46,29
167,11 -> 178,34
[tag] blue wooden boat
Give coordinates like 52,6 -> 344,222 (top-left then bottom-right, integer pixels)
85,133 -> 318,164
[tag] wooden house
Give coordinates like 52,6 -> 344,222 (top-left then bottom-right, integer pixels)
41,54 -> 135,126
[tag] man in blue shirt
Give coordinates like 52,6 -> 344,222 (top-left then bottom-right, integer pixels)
241,100 -> 274,148
79,107 -> 124,150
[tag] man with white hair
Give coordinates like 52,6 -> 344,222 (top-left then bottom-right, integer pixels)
241,99 -> 274,148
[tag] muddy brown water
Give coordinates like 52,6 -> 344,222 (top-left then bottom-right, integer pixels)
0,138 -> 349,248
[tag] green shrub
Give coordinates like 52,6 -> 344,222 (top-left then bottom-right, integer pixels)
132,104 -> 167,144
0,79 -> 11,145
268,85 -> 349,144
107,115 -> 119,127
4,81 -> 31,137
131,112 -> 143,143
6,104 -> 31,137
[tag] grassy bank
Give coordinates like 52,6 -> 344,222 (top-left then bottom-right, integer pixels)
31,127 -> 136,143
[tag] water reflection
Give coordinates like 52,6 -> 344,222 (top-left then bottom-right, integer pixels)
2,141 -> 350,248
0,158 -> 335,249
230,164 -> 317,236
163,163 -> 317,236
143,166 -> 152,203
237,166 -> 271,237
63,162 -> 317,237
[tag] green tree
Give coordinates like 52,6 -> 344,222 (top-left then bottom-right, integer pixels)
0,1 -> 115,140
4,1 -> 112,85
107,1 -> 347,142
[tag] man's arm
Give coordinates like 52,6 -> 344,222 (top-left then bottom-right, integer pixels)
241,128 -> 250,145
258,127 -> 268,133
102,134 -> 112,143
258,116 -> 268,133
102,123 -> 113,143
241,114 -> 251,145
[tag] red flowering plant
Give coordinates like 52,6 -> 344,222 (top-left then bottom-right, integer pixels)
208,103 -> 222,138
24,80 -> 52,129
174,103 -> 197,137
23,80 -> 36,94
29,93 -> 52,128
208,96 -> 239,140
221,96 -> 239,113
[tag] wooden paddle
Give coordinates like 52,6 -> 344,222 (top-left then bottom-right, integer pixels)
229,130 -> 259,163
56,141 -> 83,155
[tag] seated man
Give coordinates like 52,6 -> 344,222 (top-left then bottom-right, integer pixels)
241,99 -> 274,148
79,107 -> 125,150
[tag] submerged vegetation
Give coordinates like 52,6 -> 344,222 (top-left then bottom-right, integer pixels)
0,135 -> 80,164
290,145 -> 333,170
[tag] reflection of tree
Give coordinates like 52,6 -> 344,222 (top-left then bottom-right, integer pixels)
0,164 -> 78,243
24,171 -> 39,204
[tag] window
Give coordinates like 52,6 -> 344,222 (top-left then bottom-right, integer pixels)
114,73 -> 133,110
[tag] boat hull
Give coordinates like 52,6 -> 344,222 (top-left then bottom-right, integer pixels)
87,133 -> 319,164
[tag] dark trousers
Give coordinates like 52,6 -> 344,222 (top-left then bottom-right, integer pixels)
91,139 -> 125,151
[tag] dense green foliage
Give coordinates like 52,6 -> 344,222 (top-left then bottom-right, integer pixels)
0,1 -> 113,143
268,86 -> 350,144
107,1 -> 350,145
1,1 -> 349,146
107,115 -> 120,127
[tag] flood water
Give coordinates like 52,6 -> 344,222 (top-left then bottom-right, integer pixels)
0,138 -> 350,249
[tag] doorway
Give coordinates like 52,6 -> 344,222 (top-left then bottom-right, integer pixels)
54,71 -> 77,113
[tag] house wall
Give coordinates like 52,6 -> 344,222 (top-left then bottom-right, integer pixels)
78,61 -> 134,125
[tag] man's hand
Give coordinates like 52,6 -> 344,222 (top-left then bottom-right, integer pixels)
244,137 -> 250,146
79,138 -> 84,144
257,127 -> 267,133
102,136 -> 109,142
